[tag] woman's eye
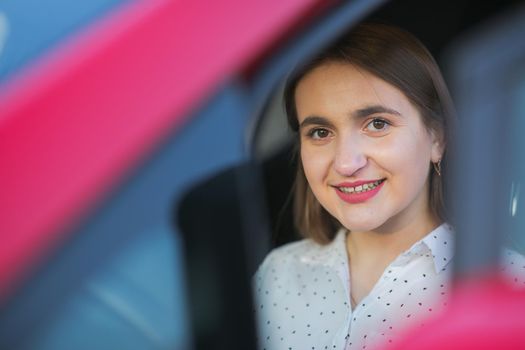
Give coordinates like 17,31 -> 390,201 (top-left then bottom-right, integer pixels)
309,128 -> 331,139
365,118 -> 389,132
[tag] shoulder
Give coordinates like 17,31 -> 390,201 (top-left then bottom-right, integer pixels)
252,233 -> 350,349
253,229 -> 347,288
253,238 -> 320,282
501,248 -> 525,288
502,248 -> 525,263
501,248 -> 525,269
252,238 -> 321,312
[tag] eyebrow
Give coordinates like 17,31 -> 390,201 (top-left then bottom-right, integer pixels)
299,116 -> 334,130
299,105 -> 401,130
353,105 -> 401,118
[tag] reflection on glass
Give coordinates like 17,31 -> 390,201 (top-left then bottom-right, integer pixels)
506,71 -> 525,255
0,12 -> 8,57
510,181 -> 520,218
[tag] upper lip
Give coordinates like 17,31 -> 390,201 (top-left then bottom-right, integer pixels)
333,179 -> 385,187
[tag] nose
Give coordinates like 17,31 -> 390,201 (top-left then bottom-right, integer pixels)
333,135 -> 367,176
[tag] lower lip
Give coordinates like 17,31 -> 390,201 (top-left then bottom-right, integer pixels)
335,181 -> 385,204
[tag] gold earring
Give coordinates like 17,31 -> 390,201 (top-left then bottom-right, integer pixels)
433,160 -> 442,176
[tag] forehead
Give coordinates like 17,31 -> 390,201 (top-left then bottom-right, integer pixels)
294,62 -> 417,120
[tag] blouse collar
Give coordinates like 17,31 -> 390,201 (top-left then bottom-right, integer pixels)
300,223 -> 455,275
421,223 -> 455,273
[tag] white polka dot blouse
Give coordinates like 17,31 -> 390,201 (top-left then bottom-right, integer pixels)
253,223 -> 525,350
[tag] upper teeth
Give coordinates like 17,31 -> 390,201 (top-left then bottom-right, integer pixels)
339,180 -> 383,193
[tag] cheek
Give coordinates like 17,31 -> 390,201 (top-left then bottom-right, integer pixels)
383,128 -> 433,166
300,146 -> 331,183
383,131 -> 433,189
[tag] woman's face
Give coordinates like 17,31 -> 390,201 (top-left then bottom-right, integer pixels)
295,62 -> 442,233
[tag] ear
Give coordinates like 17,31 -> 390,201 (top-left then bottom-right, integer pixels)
430,130 -> 445,163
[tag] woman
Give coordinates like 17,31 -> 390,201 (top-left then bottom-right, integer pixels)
254,23 -> 456,350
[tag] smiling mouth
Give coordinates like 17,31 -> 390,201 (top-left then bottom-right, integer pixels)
337,179 -> 385,194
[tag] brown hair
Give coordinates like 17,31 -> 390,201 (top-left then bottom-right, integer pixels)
284,22 -> 456,244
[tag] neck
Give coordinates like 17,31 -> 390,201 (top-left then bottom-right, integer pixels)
346,210 -> 441,267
